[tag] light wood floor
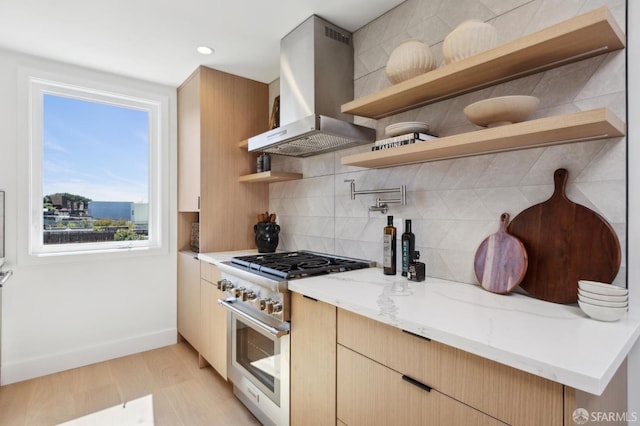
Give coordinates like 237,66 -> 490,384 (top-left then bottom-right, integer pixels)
0,342 -> 260,426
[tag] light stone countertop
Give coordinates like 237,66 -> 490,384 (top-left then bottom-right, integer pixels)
198,250 -> 260,265
198,251 -> 640,396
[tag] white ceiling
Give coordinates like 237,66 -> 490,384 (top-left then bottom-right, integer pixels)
0,0 -> 405,87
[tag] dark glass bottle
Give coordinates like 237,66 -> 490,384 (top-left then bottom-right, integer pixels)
383,215 -> 397,275
401,219 -> 415,277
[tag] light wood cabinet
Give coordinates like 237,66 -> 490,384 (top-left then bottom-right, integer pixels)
177,65 -> 269,254
177,251 -> 201,350
337,345 -> 505,426
337,308 -> 563,426
200,261 -> 227,379
176,66 -> 269,366
286,298 -> 627,425
290,293 -> 336,426
178,72 -> 201,212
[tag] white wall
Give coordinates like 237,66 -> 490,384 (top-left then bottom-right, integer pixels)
627,0 -> 639,418
0,48 -> 178,384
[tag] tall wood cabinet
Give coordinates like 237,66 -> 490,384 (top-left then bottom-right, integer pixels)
177,65 -> 269,364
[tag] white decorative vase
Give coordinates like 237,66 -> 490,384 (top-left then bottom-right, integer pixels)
386,39 -> 436,84
443,20 -> 498,65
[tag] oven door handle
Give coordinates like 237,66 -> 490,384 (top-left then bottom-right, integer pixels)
217,298 -> 289,338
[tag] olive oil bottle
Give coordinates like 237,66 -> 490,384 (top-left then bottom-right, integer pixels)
401,219 -> 415,277
383,215 -> 397,275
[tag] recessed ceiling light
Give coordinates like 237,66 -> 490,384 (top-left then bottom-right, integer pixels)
197,46 -> 214,55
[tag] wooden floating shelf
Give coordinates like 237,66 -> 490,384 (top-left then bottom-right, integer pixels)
341,108 -> 624,169
238,139 -> 249,149
341,7 -> 625,119
238,171 -> 303,183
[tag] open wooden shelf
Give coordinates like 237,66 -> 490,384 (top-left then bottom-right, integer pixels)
237,139 -> 302,183
341,7 -> 624,119
341,108 -> 624,169
238,171 -> 303,183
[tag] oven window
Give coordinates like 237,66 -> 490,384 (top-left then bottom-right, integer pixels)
235,319 -> 277,392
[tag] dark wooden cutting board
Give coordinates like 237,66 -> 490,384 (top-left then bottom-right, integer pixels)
474,213 -> 528,294
507,168 -> 621,304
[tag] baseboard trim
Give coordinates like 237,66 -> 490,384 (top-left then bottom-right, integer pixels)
1,328 -> 177,385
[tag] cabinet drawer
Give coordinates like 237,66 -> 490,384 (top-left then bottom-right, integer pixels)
337,345 -> 505,426
337,309 -> 563,426
200,260 -> 220,283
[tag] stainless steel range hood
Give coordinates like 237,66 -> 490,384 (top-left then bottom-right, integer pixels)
248,15 -> 375,157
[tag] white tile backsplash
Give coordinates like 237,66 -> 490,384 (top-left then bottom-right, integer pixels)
575,52 -> 626,100
480,0 -> 536,16
524,0 -> 587,33
436,0 -> 496,28
575,138 -> 626,182
268,0 -> 626,286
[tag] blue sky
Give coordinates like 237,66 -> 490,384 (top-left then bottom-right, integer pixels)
43,94 -> 149,202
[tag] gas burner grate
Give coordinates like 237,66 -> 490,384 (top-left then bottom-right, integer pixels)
231,251 -> 373,280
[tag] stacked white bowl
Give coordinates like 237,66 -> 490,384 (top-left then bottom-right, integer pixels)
578,280 -> 628,322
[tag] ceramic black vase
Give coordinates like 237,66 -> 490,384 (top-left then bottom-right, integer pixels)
254,222 -> 280,253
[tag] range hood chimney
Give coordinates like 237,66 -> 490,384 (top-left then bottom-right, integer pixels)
248,15 -> 375,157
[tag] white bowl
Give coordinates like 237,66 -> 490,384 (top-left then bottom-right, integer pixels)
578,288 -> 628,303
385,121 -> 430,137
463,95 -> 539,127
578,293 -> 627,308
578,280 -> 628,296
578,300 -> 627,322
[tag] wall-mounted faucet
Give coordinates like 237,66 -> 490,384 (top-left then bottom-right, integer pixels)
344,179 -> 406,214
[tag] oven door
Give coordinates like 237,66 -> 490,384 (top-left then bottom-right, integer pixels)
219,298 -> 290,408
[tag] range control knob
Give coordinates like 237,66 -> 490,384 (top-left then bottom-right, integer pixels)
265,300 -> 275,314
259,298 -> 271,311
243,290 -> 255,301
271,302 -> 284,320
224,281 -> 235,291
217,279 -> 232,291
233,287 -> 246,298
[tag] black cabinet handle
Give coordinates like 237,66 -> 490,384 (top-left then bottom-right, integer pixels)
402,375 -> 432,393
402,329 -> 431,342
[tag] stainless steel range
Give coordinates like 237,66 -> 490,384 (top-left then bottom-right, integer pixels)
217,251 -> 374,426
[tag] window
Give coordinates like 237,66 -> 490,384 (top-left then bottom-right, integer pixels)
24,73 -> 167,256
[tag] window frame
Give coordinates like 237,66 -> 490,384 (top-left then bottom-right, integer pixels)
19,65 -> 169,259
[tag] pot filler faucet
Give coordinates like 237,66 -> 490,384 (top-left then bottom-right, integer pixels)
344,179 -> 406,214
